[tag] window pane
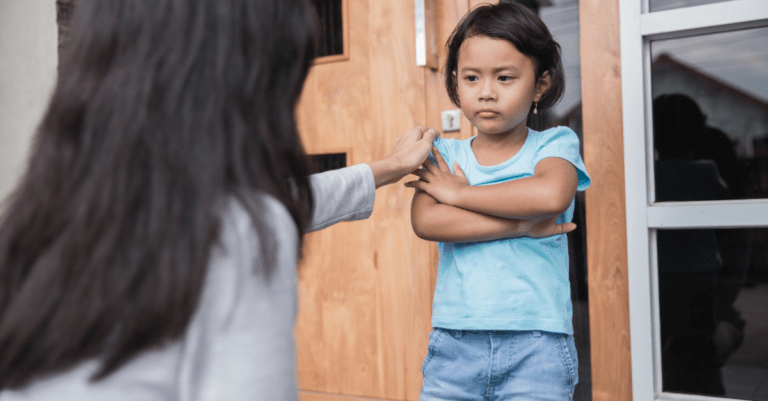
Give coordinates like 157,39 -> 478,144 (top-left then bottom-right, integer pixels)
537,1 -> 593,399
309,152 -> 346,173
311,0 -> 344,58
649,0 -> 735,13
503,1 -> 592,399
657,227 -> 768,399
651,27 -> 768,202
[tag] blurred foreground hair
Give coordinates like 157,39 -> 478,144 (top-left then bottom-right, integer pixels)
0,0 -> 317,388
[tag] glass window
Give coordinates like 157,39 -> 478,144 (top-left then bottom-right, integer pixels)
311,0 -> 344,58
537,1 -> 593,400
649,0 -> 736,13
651,27 -> 768,202
657,227 -> 768,399
503,1 -> 591,399
309,152 -> 346,173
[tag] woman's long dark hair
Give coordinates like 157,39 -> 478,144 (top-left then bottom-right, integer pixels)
0,0 -> 317,388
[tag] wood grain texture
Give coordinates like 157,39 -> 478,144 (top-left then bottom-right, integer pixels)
296,1 -> 500,399
422,0 -> 476,311
424,0 -> 473,139
468,0 -> 494,11
295,0 -> 434,399
300,390 -> 393,401
315,0 -> 351,66
579,0 -> 633,400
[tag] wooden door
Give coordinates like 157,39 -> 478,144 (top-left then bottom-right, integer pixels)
294,1 -> 478,400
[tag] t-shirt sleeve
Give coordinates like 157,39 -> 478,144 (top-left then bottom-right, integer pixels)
533,126 -> 591,191
427,137 -> 457,172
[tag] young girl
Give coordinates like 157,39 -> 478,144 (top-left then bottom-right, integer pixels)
406,3 -> 591,400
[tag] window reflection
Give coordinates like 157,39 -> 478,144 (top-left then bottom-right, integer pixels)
503,1 -> 592,399
657,228 -> 768,399
651,27 -> 768,202
652,27 -> 768,399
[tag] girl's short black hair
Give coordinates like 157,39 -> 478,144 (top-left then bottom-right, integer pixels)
444,2 -> 565,110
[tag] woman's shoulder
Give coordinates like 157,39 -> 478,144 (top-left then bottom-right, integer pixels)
216,193 -> 299,282
182,193 -> 299,396
208,193 -> 299,316
220,193 -> 298,250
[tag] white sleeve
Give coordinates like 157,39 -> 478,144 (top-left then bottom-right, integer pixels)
308,164 -> 376,232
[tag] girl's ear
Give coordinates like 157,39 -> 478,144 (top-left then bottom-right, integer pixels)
534,71 -> 552,102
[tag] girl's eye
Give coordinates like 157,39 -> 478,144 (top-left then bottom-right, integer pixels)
464,75 -> 479,82
498,76 -> 515,82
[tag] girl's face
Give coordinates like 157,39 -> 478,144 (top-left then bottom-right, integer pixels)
456,35 -> 550,138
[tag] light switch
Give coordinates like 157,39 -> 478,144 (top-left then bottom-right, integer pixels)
441,109 -> 461,132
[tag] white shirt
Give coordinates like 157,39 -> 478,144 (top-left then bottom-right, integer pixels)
0,164 -> 375,401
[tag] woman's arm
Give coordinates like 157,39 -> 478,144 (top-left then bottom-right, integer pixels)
407,147 -> 578,220
309,126 -> 439,232
309,164 -> 376,232
411,190 -> 574,243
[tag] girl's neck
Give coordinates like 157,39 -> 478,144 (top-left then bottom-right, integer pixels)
471,123 -> 529,166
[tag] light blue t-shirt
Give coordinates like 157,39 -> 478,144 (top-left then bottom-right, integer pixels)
429,126 -> 591,334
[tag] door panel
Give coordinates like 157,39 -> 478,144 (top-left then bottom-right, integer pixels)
295,1 -> 477,400
296,0 -> 429,399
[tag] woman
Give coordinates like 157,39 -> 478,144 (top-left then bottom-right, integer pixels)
0,0 -> 567,399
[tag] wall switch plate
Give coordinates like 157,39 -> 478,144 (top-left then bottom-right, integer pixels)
441,109 -> 461,132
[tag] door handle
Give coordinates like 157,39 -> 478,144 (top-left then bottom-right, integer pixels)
415,0 -> 438,69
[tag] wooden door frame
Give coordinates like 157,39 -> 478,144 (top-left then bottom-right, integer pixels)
427,1 -> 637,399
582,1 -> 768,400
301,0 -> 638,398
580,0 -> 634,400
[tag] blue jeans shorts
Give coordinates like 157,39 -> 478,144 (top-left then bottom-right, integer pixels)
420,328 -> 578,400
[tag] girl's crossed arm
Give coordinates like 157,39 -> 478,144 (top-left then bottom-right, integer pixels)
407,147 -> 578,220
410,190 -> 574,243
407,147 -> 578,242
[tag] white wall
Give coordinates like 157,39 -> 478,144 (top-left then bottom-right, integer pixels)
0,0 -> 58,207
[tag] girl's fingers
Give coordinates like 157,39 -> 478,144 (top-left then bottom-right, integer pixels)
411,169 -> 428,181
421,159 -> 438,173
453,162 -> 466,178
403,180 -> 426,191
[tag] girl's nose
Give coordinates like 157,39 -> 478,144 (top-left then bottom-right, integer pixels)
479,81 -> 496,101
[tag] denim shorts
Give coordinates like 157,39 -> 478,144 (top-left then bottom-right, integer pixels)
420,328 -> 578,400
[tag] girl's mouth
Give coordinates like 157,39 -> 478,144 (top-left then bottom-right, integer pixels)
477,111 -> 498,118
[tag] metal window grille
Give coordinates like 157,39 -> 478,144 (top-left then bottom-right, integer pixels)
310,153 -> 347,174
311,0 -> 344,58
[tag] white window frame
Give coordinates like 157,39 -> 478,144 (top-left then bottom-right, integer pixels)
619,0 -> 768,400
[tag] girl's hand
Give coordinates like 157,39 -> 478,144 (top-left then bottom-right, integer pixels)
518,216 -> 576,238
404,147 -> 469,206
